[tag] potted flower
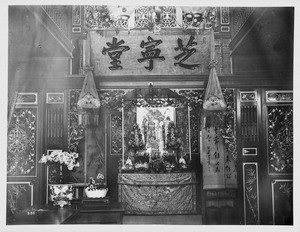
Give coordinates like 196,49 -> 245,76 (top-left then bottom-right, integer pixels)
39,150 -> 79,207
165,121 -> 183,163
84,173 -> 108,198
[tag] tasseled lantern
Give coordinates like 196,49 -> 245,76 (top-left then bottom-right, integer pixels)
77,66 -> 100,126
203,29 -> 226,111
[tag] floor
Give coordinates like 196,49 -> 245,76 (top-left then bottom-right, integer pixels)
123,214 -> 202,225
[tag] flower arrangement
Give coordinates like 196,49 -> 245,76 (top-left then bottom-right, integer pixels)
126,123 -> 145,153
86,173 -> 106,190
162,151 -> 176,164
166,121 -> 183,151
85,173 -> 108,198
39,150 -> 79,170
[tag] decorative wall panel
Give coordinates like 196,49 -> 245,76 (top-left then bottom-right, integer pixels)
7,108 -> 37,176
15,93 -> 37,105
110,112 -> 123,155
68,89 -> 85,152
68,89 -> 85,183
175,107 -> 190,154
268,106 -> 293,174
240,91 -> 257,102
174,89 -> 204,154
7,182 -> 33,218
271,179 -> 293,225
46,93 -> 64,104
243,162 -> 259,225
241,105 -> 258,143
220,7 -> 230,24
46,107 -> 64,146
266,91 -> 293,103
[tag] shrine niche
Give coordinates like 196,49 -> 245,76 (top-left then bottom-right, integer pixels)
121,87 -> 192,172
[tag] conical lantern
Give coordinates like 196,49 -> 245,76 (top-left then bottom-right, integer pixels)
203,29 -> 226,111
77,66 -> 100,125
77,66 -> 100,109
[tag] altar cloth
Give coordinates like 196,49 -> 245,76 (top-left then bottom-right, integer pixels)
118,172 -> 197,214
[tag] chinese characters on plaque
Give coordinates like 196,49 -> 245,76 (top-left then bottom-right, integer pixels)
100,35 -> 203,72
102,37 -> 130,70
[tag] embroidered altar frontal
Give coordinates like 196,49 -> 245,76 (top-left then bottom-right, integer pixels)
118,172 -> 197,215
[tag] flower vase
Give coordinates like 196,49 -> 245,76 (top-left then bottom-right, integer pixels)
49,184 -> 73,208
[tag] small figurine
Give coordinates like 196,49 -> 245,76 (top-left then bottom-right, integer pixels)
179,156 -> 187,169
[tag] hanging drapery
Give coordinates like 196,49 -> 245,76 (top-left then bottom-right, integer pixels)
203,29 -> 226,111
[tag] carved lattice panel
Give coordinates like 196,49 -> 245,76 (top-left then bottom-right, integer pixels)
135,6 -> 152,28
241,105 -> 258,144
110,112 -> 123,155
7,108 -> 37,176
68,89 -> 85,152
160,7 -> 177,27
46,107 -> 64,147
175,107 -> 190,154
268,106 -> 293,174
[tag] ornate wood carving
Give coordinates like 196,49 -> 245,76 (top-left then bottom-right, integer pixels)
110,112 -> 123,155
7,182 -> 33,218
46,107 -> 64,147
271,179 -> 293,225
68,89 -> 85,152
243,162 -> 259,225
7,108 -> 37,176
268,106 -> 293,174
241,105 -> 258,144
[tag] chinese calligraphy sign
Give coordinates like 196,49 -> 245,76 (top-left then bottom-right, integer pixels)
174,36 -> 201,70
92,30 -> 211,75
102,37 -> 130,70
137,36 -> 165,71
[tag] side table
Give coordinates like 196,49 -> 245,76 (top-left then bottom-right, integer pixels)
62,202 -> 125,224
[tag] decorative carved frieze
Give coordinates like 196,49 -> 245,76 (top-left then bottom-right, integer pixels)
266,90 -> 293,103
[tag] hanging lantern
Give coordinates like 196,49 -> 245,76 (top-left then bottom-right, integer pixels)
203,29 -> 226,111
77,66 -> 100,125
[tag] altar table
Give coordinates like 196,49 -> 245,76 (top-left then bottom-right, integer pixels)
118,172 -> 197,215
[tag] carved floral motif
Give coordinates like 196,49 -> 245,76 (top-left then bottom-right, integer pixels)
268,106 -> 293,174
7,109 -> 37,176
